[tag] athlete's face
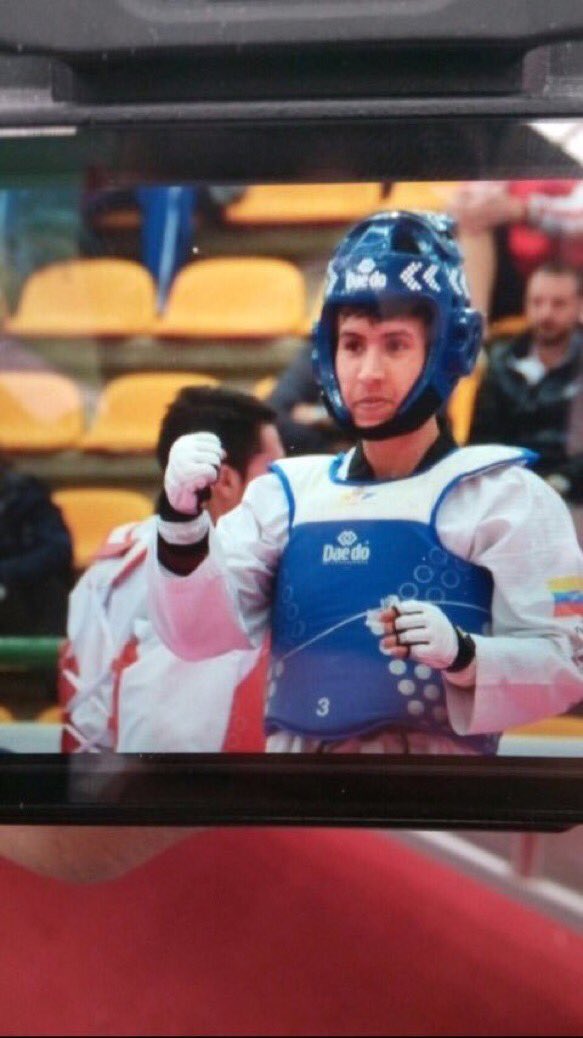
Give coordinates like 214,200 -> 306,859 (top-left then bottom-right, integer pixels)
335,312 -> 427,427
526,271 -> 581,347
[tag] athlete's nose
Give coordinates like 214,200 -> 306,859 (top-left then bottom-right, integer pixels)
358,345 -> 385,383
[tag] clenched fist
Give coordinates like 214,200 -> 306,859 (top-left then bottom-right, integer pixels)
164,432 -> 225,515
367,599 -> 465,671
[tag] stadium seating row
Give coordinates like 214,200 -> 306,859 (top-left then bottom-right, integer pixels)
5,257 -> 309,339
92,181 -> 387,236
0,365 -> 487,453
0,371 -> 218,452
3,182 -> 465,340
5,249 -> 529,343
93,181 -> 461,231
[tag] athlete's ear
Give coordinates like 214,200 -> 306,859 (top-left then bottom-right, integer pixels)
210,462 -> 245,518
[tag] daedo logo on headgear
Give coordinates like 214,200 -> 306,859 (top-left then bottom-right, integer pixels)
344,256 -> 387,293
322,529 -> 371,564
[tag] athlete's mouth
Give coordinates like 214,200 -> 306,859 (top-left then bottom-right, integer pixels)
353,397 -> 393,410
351,398 -> 395,424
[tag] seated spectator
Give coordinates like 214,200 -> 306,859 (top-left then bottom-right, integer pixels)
0,459 -> 73,636
267,341 -> 354,455
469,261 -> 583,502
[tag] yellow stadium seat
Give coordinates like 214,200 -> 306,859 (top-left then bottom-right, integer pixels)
253,375 -> 277,400
36,704 -> 63,724
6,258 -> 157,337
447,353 -> 486,445
383,182 -> 459,213
224,183 -> 384,225
0,372 -> 85,452
53,487 -> 153,569
155,258 -> 307,339
81,372 -> 220,453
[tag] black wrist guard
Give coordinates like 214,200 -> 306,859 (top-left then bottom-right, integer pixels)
157,488 -> 208,522
446,626 -> 476,673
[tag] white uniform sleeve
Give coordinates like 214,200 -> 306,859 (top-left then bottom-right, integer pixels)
437,465 -> 583,734
65,534 -> 145,751
63,566 -> 117,750
148,472 -> 289,661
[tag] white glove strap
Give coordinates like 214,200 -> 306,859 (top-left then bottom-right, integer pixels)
157,511 -> 210,546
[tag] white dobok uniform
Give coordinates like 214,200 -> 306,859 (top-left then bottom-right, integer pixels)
148,445 -> 583,754
61,515 -> 263,752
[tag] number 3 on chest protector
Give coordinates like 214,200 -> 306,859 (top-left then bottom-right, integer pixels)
316,697 -> 330,717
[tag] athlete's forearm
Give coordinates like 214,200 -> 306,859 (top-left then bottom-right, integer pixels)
156,489 -> 211,575
148,531 -> 257,661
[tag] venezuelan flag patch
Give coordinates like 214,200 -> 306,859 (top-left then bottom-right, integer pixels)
548,577 -> 583,617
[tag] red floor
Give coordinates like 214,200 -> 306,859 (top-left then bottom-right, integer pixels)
1,827 -> 582,1036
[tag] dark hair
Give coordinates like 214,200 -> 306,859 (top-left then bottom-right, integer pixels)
336,299 -> 435,341
156,386 -> 276,477
530,261 -> 582,294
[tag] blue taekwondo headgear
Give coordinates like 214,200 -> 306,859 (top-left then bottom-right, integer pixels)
312,210 -> 483,440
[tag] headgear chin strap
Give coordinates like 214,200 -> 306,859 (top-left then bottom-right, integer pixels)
312,210 -> 483,440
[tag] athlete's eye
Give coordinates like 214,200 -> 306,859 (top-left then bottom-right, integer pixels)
384,336 -> 412,354
338,335 -> 363,354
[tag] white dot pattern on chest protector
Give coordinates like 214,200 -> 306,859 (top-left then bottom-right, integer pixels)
423,683 -> 441,701
388,659 -> 408,675
407,700 -> 425,717
415,664 -> 432,680
398,679 -> 416,696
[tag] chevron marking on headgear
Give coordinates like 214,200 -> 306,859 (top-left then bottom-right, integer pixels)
399,261 -> 423,291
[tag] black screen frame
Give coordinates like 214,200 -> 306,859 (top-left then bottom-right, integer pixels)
0,754 -> 581,830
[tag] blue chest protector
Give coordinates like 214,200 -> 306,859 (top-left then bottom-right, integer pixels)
265,446 -> 531,752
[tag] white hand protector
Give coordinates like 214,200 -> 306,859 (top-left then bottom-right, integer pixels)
164,432 -> 225,515
393,599 -> 459,670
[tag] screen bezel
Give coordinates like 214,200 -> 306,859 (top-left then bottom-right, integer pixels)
0,113 -> 581,828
